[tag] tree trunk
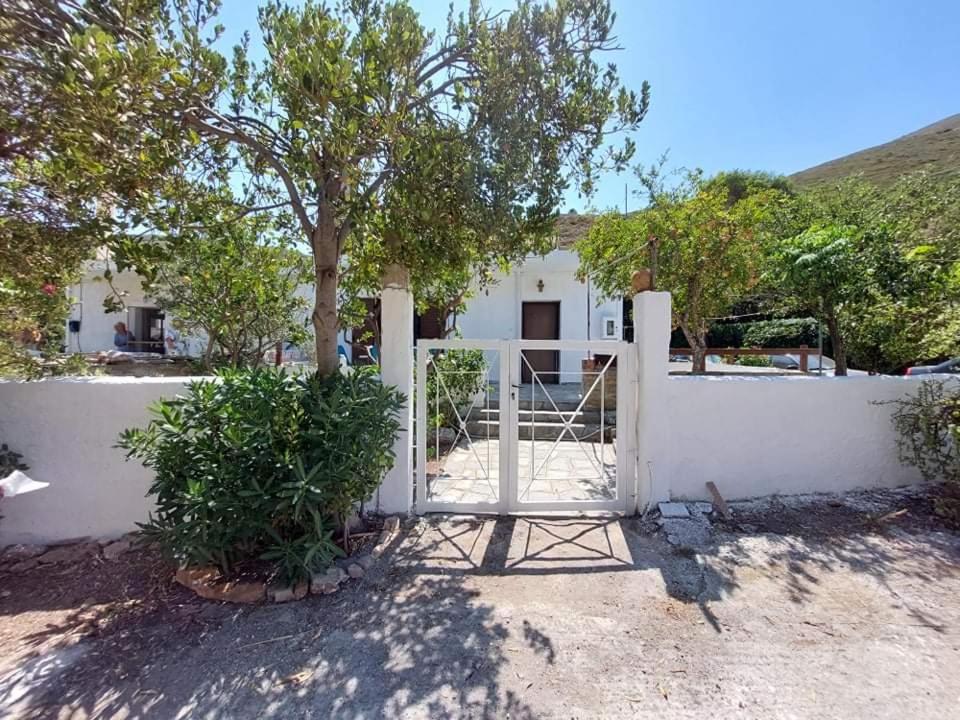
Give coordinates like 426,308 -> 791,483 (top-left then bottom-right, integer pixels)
681,323 -> 708,375
824,308 -> 847,376
202,332 -> 217,370
311,212 -> 341,377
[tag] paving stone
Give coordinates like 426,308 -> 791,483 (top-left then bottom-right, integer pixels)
310,567 -> 346,595
661,518 -> 712,550
102,539 -> 132,561
658,502 -> 691,519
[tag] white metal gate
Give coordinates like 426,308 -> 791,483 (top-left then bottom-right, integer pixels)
415,339 -> 633,514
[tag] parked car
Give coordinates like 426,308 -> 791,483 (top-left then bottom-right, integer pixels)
769,354 -> 835,371
904,358 -> 960,375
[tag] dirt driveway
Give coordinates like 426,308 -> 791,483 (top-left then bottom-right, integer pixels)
2,489 -> 959,719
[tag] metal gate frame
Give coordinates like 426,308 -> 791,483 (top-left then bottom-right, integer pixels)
415,339 -> 634,515
508,339 -> 633,514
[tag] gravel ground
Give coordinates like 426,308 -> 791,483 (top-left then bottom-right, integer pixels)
1,487 -> 959,719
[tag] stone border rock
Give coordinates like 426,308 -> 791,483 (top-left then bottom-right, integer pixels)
372,515 -> 400,558
172,515 -> 402,604
2,517 -> 404,605
1,533 -> 138,573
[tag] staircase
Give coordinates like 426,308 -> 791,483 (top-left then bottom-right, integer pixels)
463,395 -> 616,442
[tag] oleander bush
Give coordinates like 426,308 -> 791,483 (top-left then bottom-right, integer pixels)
887,378 -> 960,524
119,367 -> 403,582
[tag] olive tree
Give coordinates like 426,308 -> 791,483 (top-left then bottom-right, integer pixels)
578,170 -> 787,373
5,0 -> 650,376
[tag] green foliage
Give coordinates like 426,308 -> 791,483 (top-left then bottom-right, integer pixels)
145,212 -> 311,369
764,174 -> 960,374
888,379 -> 960,484
0,223 -> 90,377
118,367 -> 404,583
578,167 -> 789,372
734,354 -> 771,367
766,224 -> 861,373
3,0 -> 649,376
741,318 -> 821,349
886,379 -> 960,523
701,317 -> 824,350
425,350 -> 490,430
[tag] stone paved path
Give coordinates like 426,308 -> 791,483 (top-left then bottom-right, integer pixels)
426,438 -> 617,504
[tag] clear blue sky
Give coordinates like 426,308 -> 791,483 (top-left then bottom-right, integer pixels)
215,0 -> 960,213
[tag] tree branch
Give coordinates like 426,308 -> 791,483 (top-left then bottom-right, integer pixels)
183,108 -> 314,238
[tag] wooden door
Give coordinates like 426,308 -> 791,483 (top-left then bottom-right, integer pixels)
521,302 -> 560,383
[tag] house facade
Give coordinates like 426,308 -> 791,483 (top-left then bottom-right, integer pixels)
455,248 -> 627,379
66,215 -> 620,362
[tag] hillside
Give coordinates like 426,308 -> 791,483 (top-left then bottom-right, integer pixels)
790,113 -> 960,187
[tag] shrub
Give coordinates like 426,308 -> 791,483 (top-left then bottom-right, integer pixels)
118,367 -> 404,582
0,443 -> 27,479
674,317 -> 828,352
742,317 -> 822,349
886,379 -> 960,523
706,322 -> 745,348
425,349 -> 489,430
735,354 -> 771,367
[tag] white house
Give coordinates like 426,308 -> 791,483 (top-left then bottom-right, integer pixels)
66,215 -> 620,361
65,255 -> 168,355
455,248 -> 626,379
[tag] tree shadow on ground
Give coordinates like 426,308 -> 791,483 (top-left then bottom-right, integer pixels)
1,532 -> 541,719
392,503 -> 960,637
3,497 -> 959,718
691,495 -> 960,633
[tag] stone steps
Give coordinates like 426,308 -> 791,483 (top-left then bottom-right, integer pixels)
474,407 -> 616,425
463,416 -> 616,442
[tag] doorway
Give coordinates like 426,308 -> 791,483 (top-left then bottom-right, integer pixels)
521,301 -> 560,384
127,306 -> 164,353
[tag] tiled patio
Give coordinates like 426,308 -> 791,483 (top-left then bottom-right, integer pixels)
425,437 -> 616,504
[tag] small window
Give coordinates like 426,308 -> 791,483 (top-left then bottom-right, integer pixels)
602,316 -> 617,339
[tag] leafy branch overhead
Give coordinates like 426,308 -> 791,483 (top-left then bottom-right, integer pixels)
3,0 -> 650,375
577,168 -> 789,373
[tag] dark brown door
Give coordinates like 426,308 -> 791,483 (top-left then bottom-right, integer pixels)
521,302 -> 560,384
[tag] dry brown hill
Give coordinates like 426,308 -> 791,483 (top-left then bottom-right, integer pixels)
790,113 -> 960,187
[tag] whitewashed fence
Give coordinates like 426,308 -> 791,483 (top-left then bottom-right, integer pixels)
0,292 -> 936,545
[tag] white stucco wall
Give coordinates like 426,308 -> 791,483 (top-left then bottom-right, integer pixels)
650,375 -> 929,502
456,249 -> 623,378
0,377 -> 191,545
66,269 -> 155,353
630,293 -> 931,505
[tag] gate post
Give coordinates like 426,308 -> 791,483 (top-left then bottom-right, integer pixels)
378,263 -> 414,515
633,291 -> 672,510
